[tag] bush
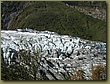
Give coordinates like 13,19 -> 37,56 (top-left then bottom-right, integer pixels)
92,65 -> 106,80
69,64 -> 106,80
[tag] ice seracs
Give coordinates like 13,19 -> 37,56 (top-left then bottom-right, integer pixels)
1,29 -> 106,80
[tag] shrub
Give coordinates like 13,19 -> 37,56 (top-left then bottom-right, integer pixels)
92,65 -> 106,80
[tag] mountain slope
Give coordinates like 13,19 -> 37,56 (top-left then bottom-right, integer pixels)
1,1 -> 107,42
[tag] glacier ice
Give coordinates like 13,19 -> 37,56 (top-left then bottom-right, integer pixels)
1,30 -> 106,80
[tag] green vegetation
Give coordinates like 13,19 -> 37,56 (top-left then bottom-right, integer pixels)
1,1 -> 107,42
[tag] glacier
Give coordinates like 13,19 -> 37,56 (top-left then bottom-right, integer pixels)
1,29 -> 106,80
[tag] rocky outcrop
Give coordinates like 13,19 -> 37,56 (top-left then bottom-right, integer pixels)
1,2 -> 32,29
1,29 -> 106,80
69,5 -> 106,21
74,6 -> 106,21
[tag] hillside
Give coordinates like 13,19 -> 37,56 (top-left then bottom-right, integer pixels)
1,1 -> 107,42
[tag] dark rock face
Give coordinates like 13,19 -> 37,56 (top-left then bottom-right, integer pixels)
1,1 -> 31,29
1,30 -> 106,80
